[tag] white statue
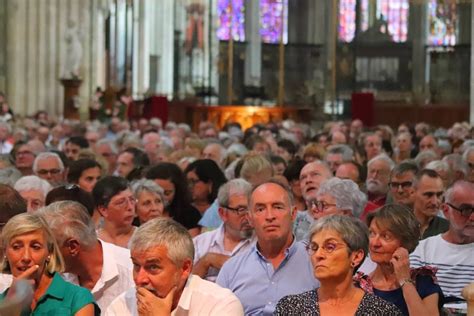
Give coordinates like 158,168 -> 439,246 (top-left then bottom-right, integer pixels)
63,20 -> 83,79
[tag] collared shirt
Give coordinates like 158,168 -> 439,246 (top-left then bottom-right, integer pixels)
63,240 -> 134,312
421,216 -> 449,240
198,199 -> 222,229
105,274 -> 244,316
0,273 -> 12,293
0,272 -> 99,315
216,239 -> 319,316
193,224 -> 256,282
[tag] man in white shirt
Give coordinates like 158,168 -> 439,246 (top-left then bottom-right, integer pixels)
38,200 -> 134,312
193,179 -> 255,281
410,180 -> 474,303
106,218 -> 244,316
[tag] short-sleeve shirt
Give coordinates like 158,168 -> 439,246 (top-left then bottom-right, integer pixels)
0,272 -> 99,316
373,274 -> 443,316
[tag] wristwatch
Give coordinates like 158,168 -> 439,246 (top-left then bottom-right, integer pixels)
399,278 -> 415,288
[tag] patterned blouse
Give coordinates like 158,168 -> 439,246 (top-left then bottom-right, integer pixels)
274,289 -> 403,316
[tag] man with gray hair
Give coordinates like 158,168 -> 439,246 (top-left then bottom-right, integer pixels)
106,218 -> 244,315
410,180 -> 474,308
325,144 -> 354,174
193,179 -> 255,282
202,142 -> 227,169
361,154 -> 394,219
38,200 -> 134,312
33,152 -> 66,187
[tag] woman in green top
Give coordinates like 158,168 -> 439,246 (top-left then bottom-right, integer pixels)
1,213 -> 98,315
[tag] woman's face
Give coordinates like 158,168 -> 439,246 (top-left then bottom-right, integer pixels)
6,230 -> 50,283
309,229 -> 356,281
310,193 -> 341,220
19,190 -> 45,213
368,219 -> 402,264
154,179 -> 176,205
186,170 -> 210,203
103,189 -> 136,228
136,190 -> 165,224
78,167 -> 101,193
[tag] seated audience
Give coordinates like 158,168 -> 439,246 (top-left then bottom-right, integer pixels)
275,215 -> 402,315
217,180 -> 318,315
363,204 -> 443,316
413,169 -> 449,239
39,201 -> 134,312
33,152 -> 66,187
325,144 -> 354,174
116,147 -> 150,182
389,161 -> 418,209
0,213 -> 99,315
193,179 -> 255,281
14,175 -> 52,212
131,179 -> 165,225
93,176 -> 137,248
146,163 -> 201,237
410,180 -> 474,306
64,136 -> 89,161
67,159 -> 102,193
106,218 -> 244,315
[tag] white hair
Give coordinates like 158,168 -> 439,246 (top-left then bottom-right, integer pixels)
367,153 -> 395,171
14,175 -> 52,197
32,152 -> 65,173
317,177 -> 367,218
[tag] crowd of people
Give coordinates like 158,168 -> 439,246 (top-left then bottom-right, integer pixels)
0,103 -> 472,315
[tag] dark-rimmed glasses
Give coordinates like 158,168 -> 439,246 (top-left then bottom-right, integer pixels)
447,203 -> 474,217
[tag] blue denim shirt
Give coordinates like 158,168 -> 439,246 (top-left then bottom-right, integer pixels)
198,199 -> 222,229
216,239 -> 318,315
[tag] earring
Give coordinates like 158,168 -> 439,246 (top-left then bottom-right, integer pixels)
351,262 -> 355,267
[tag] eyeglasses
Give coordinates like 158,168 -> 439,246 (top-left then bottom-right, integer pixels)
447,203 -> 474,217
306,241 -> 347,256
38,168 -> 62,176
110,195 -> 137,208
308,199 -> 337,212
16,150 -> 35,156
389,181 -> 413,190
37,169 -> 62,176
225,205 -> 248,216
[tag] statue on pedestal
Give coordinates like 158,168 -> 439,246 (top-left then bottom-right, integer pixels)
63,20 -> 84,79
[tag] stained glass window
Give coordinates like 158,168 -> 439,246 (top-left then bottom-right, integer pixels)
367,0 -> 409,42
428,0 -> 457,46
343,0 -> 408,42
260,0 -> 288,44
339,0 -> 357,42
217,0 -> 245,41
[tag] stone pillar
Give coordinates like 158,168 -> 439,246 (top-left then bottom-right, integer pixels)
5,0 -> 106,118
243,0 -> 261,89
410,2 -> 428,104
0,0 -> 6,93
471,1 -> 474,123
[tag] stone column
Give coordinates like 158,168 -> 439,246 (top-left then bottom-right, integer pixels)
243,0 -> 261,89
470,1 -> 474,123
410,2 -> 428,104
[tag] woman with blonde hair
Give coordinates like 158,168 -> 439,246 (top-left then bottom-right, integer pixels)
0,213 -> 98,315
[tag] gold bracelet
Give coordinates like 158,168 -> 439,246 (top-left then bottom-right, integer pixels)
399,278 -> 415,288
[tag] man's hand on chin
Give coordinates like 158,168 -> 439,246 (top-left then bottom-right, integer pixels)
136,286 -> 176,316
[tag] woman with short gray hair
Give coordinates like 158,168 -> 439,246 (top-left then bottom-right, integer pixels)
131,179 -> 166,225
276,215 -> 402,315
14,175 -> 52,212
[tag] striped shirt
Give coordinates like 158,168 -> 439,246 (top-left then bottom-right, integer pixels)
409,234 -> 474,299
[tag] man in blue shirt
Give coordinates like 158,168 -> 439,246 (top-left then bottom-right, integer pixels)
216,179 -> 319,315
